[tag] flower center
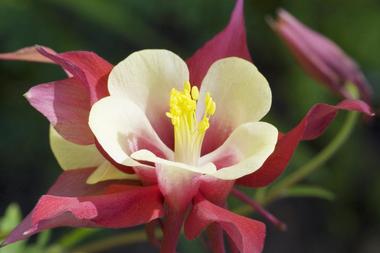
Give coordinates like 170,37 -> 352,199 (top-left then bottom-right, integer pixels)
166,82 -> 216,165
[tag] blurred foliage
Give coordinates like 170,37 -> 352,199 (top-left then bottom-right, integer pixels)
0,204 -> 63,253
282,185 -> 335,201
0,204 -> 25,253
0,0 -> 379,252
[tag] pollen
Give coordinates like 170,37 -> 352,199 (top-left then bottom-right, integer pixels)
166,81 -> 216,164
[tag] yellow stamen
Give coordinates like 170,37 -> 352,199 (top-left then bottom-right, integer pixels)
166,82 -> 216,164
191,86 -> 199,100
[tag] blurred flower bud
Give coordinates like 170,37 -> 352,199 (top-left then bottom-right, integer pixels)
270,9 -> 372,103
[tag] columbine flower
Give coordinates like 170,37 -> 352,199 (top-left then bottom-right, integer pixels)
87,48 -> 280,252
0,1 -> 372,253
270,9 -> 372,103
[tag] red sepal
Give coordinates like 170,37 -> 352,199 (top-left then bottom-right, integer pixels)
237,99 -> 373,187
187,0 -> 251,86
2,168 -> 164,246
185,195 -> 266,253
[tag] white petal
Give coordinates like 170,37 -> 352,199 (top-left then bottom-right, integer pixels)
50,126 -> 103,170
86,161 -> 139,184
199,57 -> 272,152
108,49 -> 189,144
131,149 -> 217,175
89,96 -> 172,167
200,122 -> 278,180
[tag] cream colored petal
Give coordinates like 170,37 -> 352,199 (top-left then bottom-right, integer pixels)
50,126 -> 103,170
86,160 -> 139,184
199,57 -> 271,123
131,149 -> 217,175
200,122 -> 278,180
198,57 -> 272,153
108,49 -> 189,144
89,96 -> 172,167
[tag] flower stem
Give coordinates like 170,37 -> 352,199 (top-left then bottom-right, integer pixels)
70,229 -> 156,253
206,223 -> 226,253
145,219 -> 163,248
265,110 -> 359,203
160,209 -> 186,253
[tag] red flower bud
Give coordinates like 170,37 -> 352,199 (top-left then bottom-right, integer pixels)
270,9 -> 372,103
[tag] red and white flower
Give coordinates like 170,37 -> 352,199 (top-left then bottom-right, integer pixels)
0,1 -> 372,253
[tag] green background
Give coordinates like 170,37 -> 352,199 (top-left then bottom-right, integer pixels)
0,0 -> 379,252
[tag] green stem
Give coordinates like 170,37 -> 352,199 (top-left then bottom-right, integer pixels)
57,228 -> 100,248
232,204 -> 252,216
0,232 -> 7,240
70,229 -> 162,253
265,110 -> 359,203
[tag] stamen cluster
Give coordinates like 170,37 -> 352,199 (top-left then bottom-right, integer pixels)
166,82 -> 216,164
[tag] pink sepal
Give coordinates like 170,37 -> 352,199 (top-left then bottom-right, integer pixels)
0,45 -> 55,63
26,78 -> 93,145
